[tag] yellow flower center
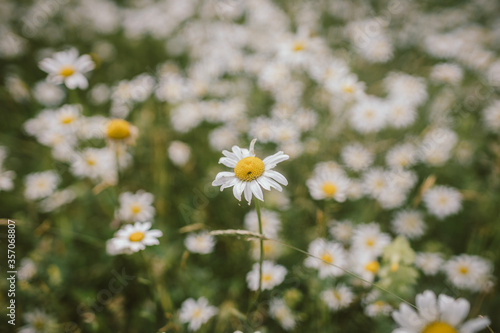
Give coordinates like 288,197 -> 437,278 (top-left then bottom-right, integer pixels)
366,238 -> 375,247
365,261 -> 380,273
422,322 -> 457,333
321,253 -> 333,264
193,309 -> 202,318
61,115 -> 75,124
292,41 -> 306,52
322,182 -> 337,196
59,65 -> 75,77
458,265 -> 468,275
86,157 -> 96,166
131,204 -> 141,214
262,274 -> 272,282
106,119 -> 131,140
234,156 -> 265,181
129,231 -> 145,242
342,85 -> 354,94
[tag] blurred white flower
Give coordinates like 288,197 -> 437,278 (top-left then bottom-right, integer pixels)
423,185 -> 462,219
179,297 -> 218,332
39,48 -> 95,89
444,254 -> 493,292
244,208 -> 281,238
391,210 -> 426,239
168,141 -> 191,167
304,238 -> 347,278
415,252 -> 444,276
246,260 -> 287,291
185,232 -> 216,254
117,190 -> 155,223
321,284 -> 354,311
351,223 -> 391,258
306,166 -> 349,202
24,170 -> 60,201
269,298 -> 296,331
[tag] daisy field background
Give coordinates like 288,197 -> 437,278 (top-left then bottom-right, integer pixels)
0,0 -> 500,332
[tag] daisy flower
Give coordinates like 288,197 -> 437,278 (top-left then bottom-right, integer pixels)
108,222 -> 162,254
329,220 -> 355,243
246,260 -> 287,291
19,309 -> 58,333
269,298 -> 296,331
117,190 -> 156,223
39,48 -> 95,89
306,167 -> 350,202
304,238 -> 347,278
443,255 -> 493,292
351,223 -> 391,258
212,139 -> 289,205
320,284 -> 355,311
179,297 -> 218,332
341,143 -> 374,172
168,141 -> 191,167
184,232 -> 216,254
422,185 -> 462,219
391,290 -> 490,333
391,210 -> 426,239
24,170 -> 60,201
415,252 -> 445,276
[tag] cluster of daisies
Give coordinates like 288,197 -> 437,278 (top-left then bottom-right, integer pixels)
4,0 -> 499,331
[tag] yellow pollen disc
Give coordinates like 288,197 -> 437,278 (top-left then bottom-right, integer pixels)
321,253 -> 333,264
342,85 -> 354,94
322,182 -> 337,196
262,274 -> 272,282
438,197 -> 448,205
61,115 -> 75,124
365,261 -> 380,273
263,243 -> 271,254
86,158 -> 96,166
193,309 -> 202,318
458,265 -> 468,275
131,204 -> 141,214
422,322 -> 457,333
234,156 -> 265,181
365,110 -> 375,118
366,238 -> 375,247
59,65 -> 75,77
106,119 -> 131,140
374,300 -> 386,307
292,41 -> 305,52
129,231 -> 145,242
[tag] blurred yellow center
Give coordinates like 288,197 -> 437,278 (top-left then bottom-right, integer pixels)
390,261 -> 399,272
131,204 -> 141,214
365,261 -> 380,273
86,157 -> 96,166
321,253 -> 333,264
458,266 -> 468,275
234,156 -> 265,181
193,309 -> 202,318
422,322 -> 457,333
342,85 -> 354,94
59,65 -> 75,77
107,119 -> 131,139
366,238 -> 375,247
292,41 -> 305,52
61,115 -> 75,124
322,182 -> 337,196
262,274 -> 272,282
129,231 -> 144,242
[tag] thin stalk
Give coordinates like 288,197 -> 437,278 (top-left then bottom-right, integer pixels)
255,199 -> 264,294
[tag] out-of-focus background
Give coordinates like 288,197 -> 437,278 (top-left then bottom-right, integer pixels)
1,0 -> 500,332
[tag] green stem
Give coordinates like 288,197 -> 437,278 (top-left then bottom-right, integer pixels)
255,199 -> 264,294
